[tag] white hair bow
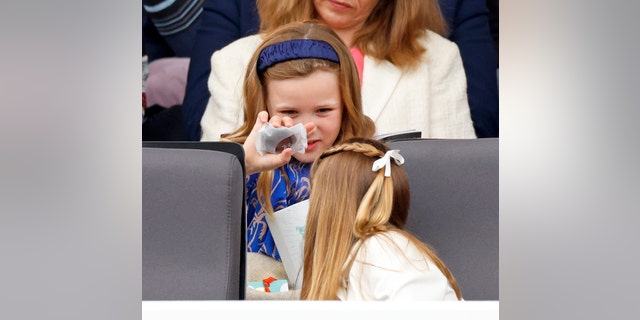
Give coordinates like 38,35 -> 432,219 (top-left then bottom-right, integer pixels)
371,150 -> 405,177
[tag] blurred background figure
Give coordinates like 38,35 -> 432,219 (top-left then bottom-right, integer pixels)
439,0 -> 499,137
142,0 -> 205,141
182,0 -> 260,141
487,0 -> 499,65
142,0 -> 204,60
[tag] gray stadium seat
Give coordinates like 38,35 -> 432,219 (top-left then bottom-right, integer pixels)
387,138 -> 499,300
142,142 -> 245,300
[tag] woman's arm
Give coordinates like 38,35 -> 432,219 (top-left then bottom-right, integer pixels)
425,32 -> 477,139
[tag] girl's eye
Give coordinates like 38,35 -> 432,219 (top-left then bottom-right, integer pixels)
280,110 -> 298,116
317,108 -> 332,114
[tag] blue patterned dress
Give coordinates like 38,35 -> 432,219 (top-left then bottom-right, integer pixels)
245,159 -> 311,261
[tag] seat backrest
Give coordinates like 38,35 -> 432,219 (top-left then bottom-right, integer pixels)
142,142 -> 245,300
387,138 -> 499,300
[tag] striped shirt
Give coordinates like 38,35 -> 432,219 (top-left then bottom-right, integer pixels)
143,0 -> 204,36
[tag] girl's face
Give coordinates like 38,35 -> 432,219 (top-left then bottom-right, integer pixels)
313,0 -> 379,33
266,69 -> 343,163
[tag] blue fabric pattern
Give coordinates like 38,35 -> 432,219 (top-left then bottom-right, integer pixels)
257,39 -> 340,73
246,159 -> 312,261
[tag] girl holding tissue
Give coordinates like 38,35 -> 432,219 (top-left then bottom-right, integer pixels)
301,138 -> 462,301
223,21 -> 375,262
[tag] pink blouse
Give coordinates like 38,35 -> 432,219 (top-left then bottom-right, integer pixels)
350,47 -> 364,85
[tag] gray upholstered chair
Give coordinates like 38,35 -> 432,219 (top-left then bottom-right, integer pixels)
142,142 -> 245,300
387,138 -> 499,300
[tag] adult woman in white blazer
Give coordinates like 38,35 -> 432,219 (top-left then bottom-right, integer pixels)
200,0 -> 476,141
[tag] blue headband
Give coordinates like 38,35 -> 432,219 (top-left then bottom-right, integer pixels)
257,39 -> 340,74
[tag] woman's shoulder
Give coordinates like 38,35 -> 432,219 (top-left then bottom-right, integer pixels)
420,30 -> 459,54
209,34 -> 264,85
212,34 -> 264,60
414,30 -> 464,74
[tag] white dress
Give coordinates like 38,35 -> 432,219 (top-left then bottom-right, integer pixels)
336,231 -> 460,301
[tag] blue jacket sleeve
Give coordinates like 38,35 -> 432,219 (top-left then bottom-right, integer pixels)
439,0 -> 499,137
182,0 -> 260,141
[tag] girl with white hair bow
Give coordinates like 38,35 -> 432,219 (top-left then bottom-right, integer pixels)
301,137 -> 463,301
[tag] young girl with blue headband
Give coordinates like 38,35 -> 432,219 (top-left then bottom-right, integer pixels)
223,21 -> 375,264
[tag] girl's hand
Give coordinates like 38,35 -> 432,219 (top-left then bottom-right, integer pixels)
243,111 -> 316,176
243,111 -> 293,176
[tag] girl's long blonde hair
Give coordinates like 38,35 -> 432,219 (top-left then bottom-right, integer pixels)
257,0 -> 448,69
224,21 -> 375,214
301,138 -> 461,300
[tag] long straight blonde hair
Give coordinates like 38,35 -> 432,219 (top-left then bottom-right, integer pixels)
301,138 -> 461,300
257,0 -> 448,69
224,21 -> 375,214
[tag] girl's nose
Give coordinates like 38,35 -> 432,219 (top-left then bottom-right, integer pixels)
296,113 -> 314,126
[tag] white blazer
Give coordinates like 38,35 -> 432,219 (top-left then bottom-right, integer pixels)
200,31 -> 476,141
